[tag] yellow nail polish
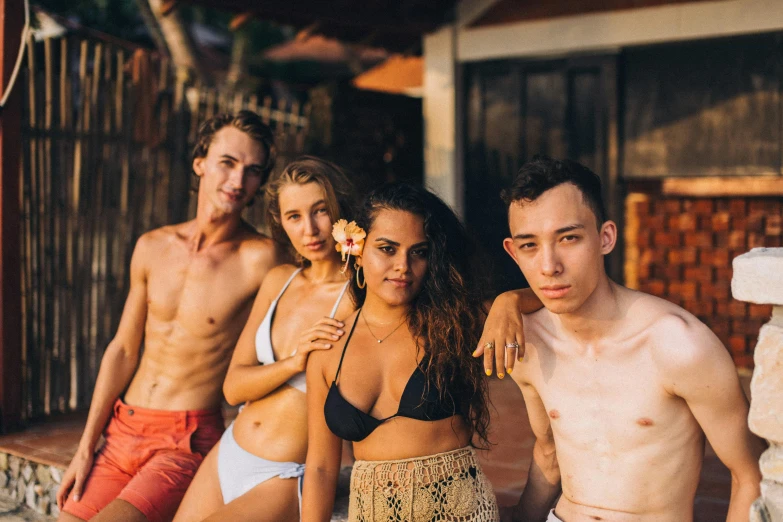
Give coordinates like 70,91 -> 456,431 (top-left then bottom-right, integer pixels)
506,367 -> 513,374
472,349 -> 480,357
498,373 -> 505,379
485,369 -> 492,376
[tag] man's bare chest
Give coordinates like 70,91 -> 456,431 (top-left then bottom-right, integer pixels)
146,250 -> 257,328
528,348 -> 694,451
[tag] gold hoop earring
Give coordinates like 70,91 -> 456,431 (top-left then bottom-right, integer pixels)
356,266 -> 366,289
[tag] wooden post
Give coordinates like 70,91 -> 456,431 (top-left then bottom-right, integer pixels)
0,0 -> 25,431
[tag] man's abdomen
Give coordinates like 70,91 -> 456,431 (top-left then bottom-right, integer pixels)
554,433 -> 702,521
124,340 -> 233,411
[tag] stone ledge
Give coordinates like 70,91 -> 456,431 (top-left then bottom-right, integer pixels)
0,449 -> 351,521
760,444 -> 783,483
760,479 -> 783,520
750,497 -> 771,522
0,453 -> 60,518
749,324 -> 783,443
732,248 -> 783,305
0,491 -> 52,521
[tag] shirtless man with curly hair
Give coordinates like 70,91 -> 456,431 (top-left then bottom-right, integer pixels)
58,111 -> 284,522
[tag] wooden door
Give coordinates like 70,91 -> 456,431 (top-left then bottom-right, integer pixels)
463,56 -> 620,292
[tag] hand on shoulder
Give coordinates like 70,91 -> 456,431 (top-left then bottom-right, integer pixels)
307,310 -> 359,377
475,289 -> 545,378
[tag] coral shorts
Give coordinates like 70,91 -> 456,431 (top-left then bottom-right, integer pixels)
62,399 -> 223,522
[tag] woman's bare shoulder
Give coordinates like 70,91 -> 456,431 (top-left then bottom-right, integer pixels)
258,263 -> 301,299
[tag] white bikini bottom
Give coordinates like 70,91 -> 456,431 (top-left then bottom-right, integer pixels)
217,423 -> 305,505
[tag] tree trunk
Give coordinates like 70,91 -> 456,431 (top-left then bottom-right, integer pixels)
138,0 -> 209,85
225,28 -> 249,90
134,0 -> 170,61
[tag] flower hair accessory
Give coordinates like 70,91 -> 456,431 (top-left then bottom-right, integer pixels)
332,219 -> 366,274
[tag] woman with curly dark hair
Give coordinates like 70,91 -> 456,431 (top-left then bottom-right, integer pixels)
302,183 -> 498,522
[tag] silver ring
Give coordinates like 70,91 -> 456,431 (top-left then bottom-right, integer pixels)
483,342 -> 495,351
504,342 -> 520,350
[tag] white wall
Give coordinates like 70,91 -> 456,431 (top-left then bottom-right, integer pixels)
423,26 -> 460,216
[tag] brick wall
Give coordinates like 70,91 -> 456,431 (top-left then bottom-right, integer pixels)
625,192 -> 781,368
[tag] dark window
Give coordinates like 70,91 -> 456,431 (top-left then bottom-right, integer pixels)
623,32 -> 783,178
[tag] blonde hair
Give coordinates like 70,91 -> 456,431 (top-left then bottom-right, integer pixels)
265,156 -> 356,262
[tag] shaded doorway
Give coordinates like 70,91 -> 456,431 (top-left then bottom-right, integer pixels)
463,56 -> 620,292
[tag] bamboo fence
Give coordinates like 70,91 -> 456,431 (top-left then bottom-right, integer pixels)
19,35 -> 310,419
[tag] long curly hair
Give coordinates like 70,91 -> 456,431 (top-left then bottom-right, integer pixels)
350,183 -> 491,447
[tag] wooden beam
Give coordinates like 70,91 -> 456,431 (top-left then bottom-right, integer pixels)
662,176 -> 783,197
458,0 -> 783,62
456,0 -> 500,27
468,0 -> 717,27
0,0 -> 24,432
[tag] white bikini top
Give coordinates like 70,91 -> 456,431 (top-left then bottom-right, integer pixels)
255,268 -> 350,393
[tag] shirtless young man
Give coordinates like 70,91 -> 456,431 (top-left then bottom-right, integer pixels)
496,156 -> 763,522
56,111 -> 284,522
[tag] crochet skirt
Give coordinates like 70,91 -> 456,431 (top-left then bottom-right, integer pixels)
348,446 -> 499,522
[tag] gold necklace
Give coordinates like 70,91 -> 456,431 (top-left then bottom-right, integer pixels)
361,310 -> 406,344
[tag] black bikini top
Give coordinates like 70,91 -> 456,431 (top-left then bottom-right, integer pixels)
324,312 -> 460,442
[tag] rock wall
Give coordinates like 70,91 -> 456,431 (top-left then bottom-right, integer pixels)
732,248 -> 783,521
0,453 -> 61,518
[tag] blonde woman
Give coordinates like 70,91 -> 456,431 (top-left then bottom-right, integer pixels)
174,157 -> 356,522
